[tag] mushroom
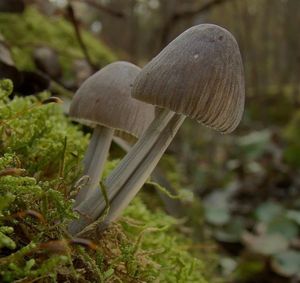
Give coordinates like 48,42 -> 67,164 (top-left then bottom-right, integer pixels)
72,24 -> 245,234
69,61 -> 155,205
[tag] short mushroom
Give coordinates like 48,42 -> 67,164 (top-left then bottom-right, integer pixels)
73,24 -> 245,233
69,61 -> 155,206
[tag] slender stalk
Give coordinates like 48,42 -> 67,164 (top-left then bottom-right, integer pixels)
78,109 -> 174,210
70,113 -> 185,235
104,109 -> 175,194
74,126 -> 114,206
112,136 -> 131,152
98,114 -> 185,230
82,126 -> 102,174
69,109 -> 175,234
113,136 -> 183,218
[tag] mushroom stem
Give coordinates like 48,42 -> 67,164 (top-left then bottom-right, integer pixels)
113,136 -> 184,218
98,114 -> 185,230
74,126 -> 114,205
69,109 -> 175,234
112,136 -> 131,152
72,114 -> 185,235
82,126 -> 102,174
103,109 -> 175,194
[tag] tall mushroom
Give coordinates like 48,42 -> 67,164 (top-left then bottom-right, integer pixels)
72,24 -> 245,234
69,61 -> 155,205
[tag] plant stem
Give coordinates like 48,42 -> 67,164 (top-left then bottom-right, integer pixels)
74,126 -> 114,206
69,109 -> 175,234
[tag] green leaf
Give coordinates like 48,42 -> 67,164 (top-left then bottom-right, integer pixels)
205,208 -> 230,226
219,257 -> 237,276
204,191 -> 231,226
286,210 -> 300,225
237,130 -> 270,159
271,250 -> 300,277
267,216 -> 299,241
255,202 -> 283,223
215,218 -> 245,243
243,233 -> 289,256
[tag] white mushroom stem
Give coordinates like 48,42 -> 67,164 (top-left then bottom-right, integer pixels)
74,126 -> 114,206
69,109 -> 175,234
82,126 -> 102,174
112,136 -> 131,152
113,136 -> 183,217
69,110 -> 184,235
98,114 -> 185,230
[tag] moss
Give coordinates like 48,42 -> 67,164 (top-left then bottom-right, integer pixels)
122,198 -> 207,282
0,7 -> 116,79
0,80 -> 208,282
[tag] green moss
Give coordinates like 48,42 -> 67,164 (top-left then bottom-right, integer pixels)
123,198 -> 207,282
0,80 -> 13,100
0,7 -> 116,79
0,80 -> 208,282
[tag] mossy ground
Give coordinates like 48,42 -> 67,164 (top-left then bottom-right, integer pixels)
0,79 -> 208,282
0,7 -> 116,80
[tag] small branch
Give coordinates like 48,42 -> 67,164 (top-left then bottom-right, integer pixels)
66,2 -> 96,70
71,0 -> 125,18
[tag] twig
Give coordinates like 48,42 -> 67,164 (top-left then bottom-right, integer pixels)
66,2 -> 96,70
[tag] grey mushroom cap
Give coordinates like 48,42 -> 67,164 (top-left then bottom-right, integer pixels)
132,24 -> 245,133
69,61 -> 155,138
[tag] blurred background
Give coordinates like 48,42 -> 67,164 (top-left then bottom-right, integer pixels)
0,0 -> 300,282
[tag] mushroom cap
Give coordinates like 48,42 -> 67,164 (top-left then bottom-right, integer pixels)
132,24 -> 245,133
69,61 -> 155,138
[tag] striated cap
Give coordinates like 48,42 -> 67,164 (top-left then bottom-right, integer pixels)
69,61 -> 155,138
132,24 -> 245,133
